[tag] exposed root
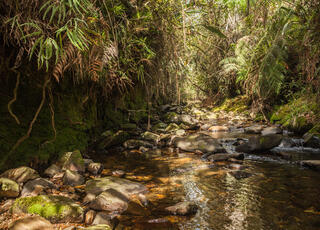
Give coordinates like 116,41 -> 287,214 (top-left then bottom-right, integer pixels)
10,76 -> 50,153
8,72 -> 21,125
41,85 -> 56,147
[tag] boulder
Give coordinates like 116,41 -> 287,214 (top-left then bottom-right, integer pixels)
85,209 -> 96,224
244,125 -> 264,134
0,178 -> 20,198
93,212 -> 117,226
165,201 -> 198,216
173,133 -> 226,153
123,139 -> 153,149
261,126 -> 282,135
164,112 -> 179,123
151,122 -> 167,132
63,170 -> 85,186
98,130 -> 130,150
235,134 -> 282,153
9,216 -> 54,230
89,190 -> 128,212
208,126 -> 229,132
179,115 -> 198,126
58,150 -> 85,173
0,166 -> 39,184
44,164 -> 61,178
303,133 -> 320,148
175,129 -> 186,136
85,177 -> 147,197
207,153 -> 244,162
21,178 -> 56,197
165,123 -> 180,132
11,195 -> 84,223
300,160 -> 320,171
88,163 -> 104,175
141,131 -> 160,143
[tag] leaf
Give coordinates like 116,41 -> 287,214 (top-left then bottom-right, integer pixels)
202,25 -> 227,38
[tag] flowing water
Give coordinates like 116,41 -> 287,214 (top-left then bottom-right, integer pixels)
100,121 -> 320,230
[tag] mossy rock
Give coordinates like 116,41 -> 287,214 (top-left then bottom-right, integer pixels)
151,122 -> 167,132
120,123 -> 137,130
0,177 -> 20,198
11,195 -> 84,223
58,150 -> 85,173
82,225 -> 112,230
213,96 -> 250,114
165,123 -> 180,132
163,112 -> 179,123
97,130 -> 130,150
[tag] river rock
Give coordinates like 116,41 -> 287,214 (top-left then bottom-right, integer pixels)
44,164 -> 62,178
235,134 -> 282,153
63,170 -> 85,186
207,153 -> 244,162
92,211 -> 115,225
244,125 -> 264,134
228,171 -> 252,179
89,190 -> 129,212
165,201 -> 198,215
165,123 -> 180,132
152,122 -> 167,132
173,133 -> 226,153
179,114 -> 198,126
98,130 -> 130,150
21,178 -> 56,197
303,133 -> 320,148
88,163 -> 104,175
0,166 -> 39,184
208,125 -> 229,132
123,139 -> 153,149
300,160 -> 320,171
9,216 -> 54,230
261,126 -> 282,135
175,129 -> 186,136
164,112 -> 179,123
85,177 -> 147,197
58,150 -> 85,173
0,178 -> 20,198
141,131 -> 160,143
85,210 -> 96,224
11,195 -> 84,223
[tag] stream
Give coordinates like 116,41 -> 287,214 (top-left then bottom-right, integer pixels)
98,109 -> 320,230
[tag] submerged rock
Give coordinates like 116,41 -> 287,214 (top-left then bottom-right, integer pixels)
235,134 -> 282,153
9,216 -> 54,230
11,195 -> 84,223
0,166 -> 39,184
173,133 -> 225,153
0,178 -> 20,198
300,160 -> 320,171
58,150 -> 85,173
207,153 -> 244,162
165,201 -> 198,215
228,171 -> 252,180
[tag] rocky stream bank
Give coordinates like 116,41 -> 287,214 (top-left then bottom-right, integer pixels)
1,103 -> 320,229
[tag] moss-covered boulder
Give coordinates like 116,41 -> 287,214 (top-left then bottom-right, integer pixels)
11,195 -> 84,223
0,166 -> 39,184
151,122 -> 167,132
98,130 -> 130,150
58,150 -> 85,173
0,178 -> 20,198
163,112 -> 179,123
141,131 -> 160,143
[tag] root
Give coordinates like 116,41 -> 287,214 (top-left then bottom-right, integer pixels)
41,86 -> 57,147
10,76 -> 50,153
8,72 -> 21,125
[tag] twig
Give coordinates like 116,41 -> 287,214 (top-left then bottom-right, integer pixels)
8,72 -> 21,125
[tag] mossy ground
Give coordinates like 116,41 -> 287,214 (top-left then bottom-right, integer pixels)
213,95 -> 250,114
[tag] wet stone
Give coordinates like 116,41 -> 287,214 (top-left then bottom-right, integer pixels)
165,201 -> 198,215
228,171 -> 252,180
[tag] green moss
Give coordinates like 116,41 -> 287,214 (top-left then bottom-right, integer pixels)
12,195 -> 83,222
213,95 -> 250,114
